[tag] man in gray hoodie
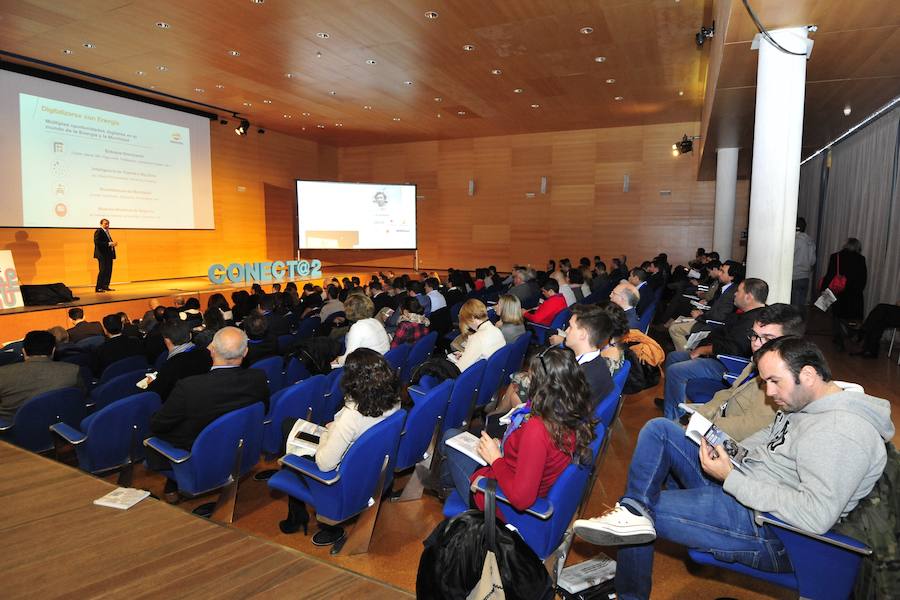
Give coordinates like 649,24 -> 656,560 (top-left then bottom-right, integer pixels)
791,217 -> 817,308
572,336 -> 893,600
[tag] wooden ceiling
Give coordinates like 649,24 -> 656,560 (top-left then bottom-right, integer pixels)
698,0 -> 900,179
0,0 -> 711,146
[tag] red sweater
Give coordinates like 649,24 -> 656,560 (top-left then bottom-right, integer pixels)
523,294 -> 567,326
472,417 -> 573,515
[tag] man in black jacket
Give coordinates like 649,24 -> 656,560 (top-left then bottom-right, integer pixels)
94,313 -> 144,375
66,307 -> 104,343
93,218 -> 117,292
147,321 -> 212,401
659,278 -> 768,419
148,326 -> 269,500
549,304 -> 615,410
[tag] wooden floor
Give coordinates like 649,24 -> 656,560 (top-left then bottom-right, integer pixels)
0,442 -> 410,599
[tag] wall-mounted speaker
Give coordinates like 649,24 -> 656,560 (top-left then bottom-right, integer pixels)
540,176 -> 548,194
468,179 -> 475,196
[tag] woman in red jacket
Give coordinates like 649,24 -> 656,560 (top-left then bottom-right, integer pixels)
440,347 -> 596,515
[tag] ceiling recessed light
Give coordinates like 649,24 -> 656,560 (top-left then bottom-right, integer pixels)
594,56 -> 607,63
263,99 -> 272,104
317,124 -> 325,128
491,69 -> 502,75
579,27 -> 594,34
243,102 -> 252,107
251,0 -> 265,4
135,70 -> 145,76
302,112 -> 310,116
404,80 -> 414,86
531,104 -> 540,108
843,106 -> 852,116
457,111 -> 466,116
284,72 -> 294,78
315,51 -> 322,58
215,84 -> 224,89
393,117 -> 401,121
316,32 -> 330,39
157,65 -> 168,71
366,59 -> 377,65
425,10 -> 439,19
329,90 -> 336,96
513,88 -> 524,94
301,127 -> 306,131
83,42 -> 96,48
614,96 -> 624,101
434,97 -> 442,102
283,114 -> 291,118
335,123 -> 343,127
62,49 -> 73,55
194,88 -> 204,93
605,78 -> 616,84
155,22 -> 170,29
363,105 -> 372,110
678,90 -> 684,96
150,85 -> 157,90
463,44 -> 476,51
228,49 -> 240,56
437,113 -> 442,118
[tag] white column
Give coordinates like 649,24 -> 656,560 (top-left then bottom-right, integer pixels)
746,27 -> 812,303
713,147 -> 739,260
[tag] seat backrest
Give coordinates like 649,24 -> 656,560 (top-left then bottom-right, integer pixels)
402,331 -> 438,383
396,380 -> 453,471
100,354 -> 149,384
549,308 -> 572,332
444,360 -> 486,432
263,375 -> 327,454
612,360 -> 632,397
277,334 -> 295,354
428,307 -> 451,337
320,368 -> 344,423
250,355 -> 285,394
12,387 -> 86,452
177,402 -> 265,494
89,369 -> 149,413
505,333 -> 531,378
283,356 -> 312,386
323,311 -> 345,326
384,344 -> 410,377
308,409 -> 406,522
295,316 -> 321,340
449,301 -> 464,326
637,301 -> 658,333
476,344 -> 515,407
80,391 -> 161,473
59,351 -> 93,369
75,335 -> 104,349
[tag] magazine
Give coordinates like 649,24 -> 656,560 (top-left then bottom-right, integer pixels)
445,431 -> 487,466
684,330 -> 711,351
814,288 -> 837,312
285,418 -> 328,458
93,487 -> 151,510
685,412 -> 747,470
558,553 -> 617,594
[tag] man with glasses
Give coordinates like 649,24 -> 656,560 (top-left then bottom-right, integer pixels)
680,303 -> 805,441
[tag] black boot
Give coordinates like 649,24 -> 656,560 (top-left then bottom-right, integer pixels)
279,496 -> 310,535
312,523 -> 346,546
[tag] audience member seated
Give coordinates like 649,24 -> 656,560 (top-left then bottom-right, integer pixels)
241,313 -> 278,368
442,272 -> 467,309
597,302 -> 629,374
440,347 -> 596,516
118,312 -> 142,338
609,256 -> 628,282
139,299 -> 162,334
178,297 -> 203,329
610,282 -> 641,330
409,281 -> 431,316
94,313 -> 145,374
66,307 -> 104,343
47,326 -> 76,360
523,279 -> 567,326
390,297 -> 430,348
368,280 -> 393,314
628,268 -> 652,318
449,299 -> 506,373
258,294 -> 290,337
144,307 -> 179,363
319,284 -> 345,323
207,293 -> 233,324
646,258 -> 666,291
591,259 -> 609,293
425,277 -> 447,312
658,260 -> 722,328
148,327 -> 270,501
335,294 -> 390,366
681,303 -> 806,441
564,268 -> 589,305
278,348 -> 402,542
659,278 -> 768,420
851,299 -> 900,358
0,330 -> 85,422
147,322 -> 213,401
508,268 -> 540,310
495,294 -> 526,344
669,260 -> 744,352
547,304 -> 614,410
193,307 -> 226,348
572,337 -> 894,600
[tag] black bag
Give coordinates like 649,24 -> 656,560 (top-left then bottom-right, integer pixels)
20,283 -> 77,305
410,356 -> 460,386
621,347 -> 660,394
288,336 -> 341,375
417,479 -> 555,600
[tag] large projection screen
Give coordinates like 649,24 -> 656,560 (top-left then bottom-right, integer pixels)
296,180 -> 417,250
0,69 -> 214,229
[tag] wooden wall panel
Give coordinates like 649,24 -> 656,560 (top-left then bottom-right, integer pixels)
334,122 -> 747,271
0,125 -> 323,286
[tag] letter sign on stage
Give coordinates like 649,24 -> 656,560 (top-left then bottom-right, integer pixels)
0,251 -> 24,309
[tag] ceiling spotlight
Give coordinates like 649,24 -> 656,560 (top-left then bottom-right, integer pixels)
672,149 -> 680,157
843,106 -> 852,116
317,124 -> 326,128
257,128 -> 265,134
194,88 -> 204,93
675,134 -> 695,154
393,117 -> 401,121
228,49 -> 241,57
155,22 -> 170,29
62,49 -> 73,55
491,69 -> 502,75
513,88 -> 524,94
434,97 -> 442,102
404,81 -> 414,86
283,114 -> 292,118
234,119 -> 250,136
335,123 -> 343,127
678,90 -> 684,96
215,84 -> 224,89
316,32 -> 330,39
251,0 -> 265,4
605,78 -> 616,84
157,65 -> 168,71
83,42 -> 96,48
594,56 -> 607,63
614,96 -> 624,101
243,102 -> 252,107
531,104 -> 540,108
302,112 -> 310,116
284,72 -> 294,78
329,90 -> 337,96
316,51 -> 322,58
463,44 -> 476,51
457,111 -> 466,116
366,59 -> 377,65
136,70 -> 145,76
425,10 -> 439,19
579,27 -> 594,34
263,99 -> 272,104
696,22 -> 715,47
363,105 -> 372,110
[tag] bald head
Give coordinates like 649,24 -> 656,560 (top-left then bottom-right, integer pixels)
209,326 -> 248,365
611,282 -> 639,310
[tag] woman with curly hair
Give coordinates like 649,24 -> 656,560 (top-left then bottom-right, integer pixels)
440,346 -> 596,516
334,293 -> 390,365
279,348 -> 402,541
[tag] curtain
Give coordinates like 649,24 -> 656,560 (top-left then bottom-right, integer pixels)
815,107 -> 900,315
797,153 -> 823,236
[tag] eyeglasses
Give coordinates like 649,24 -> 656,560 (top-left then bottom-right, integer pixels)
748,332 -> 778,344
537,345 -> 553,372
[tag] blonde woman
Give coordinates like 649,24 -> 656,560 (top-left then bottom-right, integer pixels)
495,294 -> 526,344
449,299 -> 506,372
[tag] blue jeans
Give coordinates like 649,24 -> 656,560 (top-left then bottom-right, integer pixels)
440,428 -> 481,503
615,418 -> 791,600
663,351 -> 726,419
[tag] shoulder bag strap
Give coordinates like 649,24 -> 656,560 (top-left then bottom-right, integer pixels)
484,478 -> 497,553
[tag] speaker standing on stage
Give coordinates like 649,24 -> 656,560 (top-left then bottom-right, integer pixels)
94,218 -> 117,292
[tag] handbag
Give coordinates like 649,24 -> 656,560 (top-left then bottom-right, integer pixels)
416,480 -> 555,600
826,254 -> 847,294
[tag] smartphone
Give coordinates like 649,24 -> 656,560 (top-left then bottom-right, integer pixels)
295,431 -> 320,444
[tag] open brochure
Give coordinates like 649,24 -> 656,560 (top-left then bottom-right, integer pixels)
685,412 -> 747,470
684,330 -> 711,351
557,553 -> 617,594
689,300 -> 712,311
814,288 -> 837,312
285,418 -> 328,458
94,487 -> 150,510
445,431 -> 487,466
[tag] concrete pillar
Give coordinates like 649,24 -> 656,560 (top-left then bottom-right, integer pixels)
746,27 -> 812,303
713,148 -> 739,260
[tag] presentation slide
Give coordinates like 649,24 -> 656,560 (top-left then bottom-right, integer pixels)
297,180 -> 417,250
0,69 -> 214,229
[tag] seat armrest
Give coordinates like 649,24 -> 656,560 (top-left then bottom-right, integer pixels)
717,354 -> 750,364
49,422 -> 87,445
144,436 -> 191,463
471,476 -> 553,519
0,417 -> 12,432
278,453 -> 341,484
756,512 -> 872,555
408,386 -> 427,396
526,322 -> 551,331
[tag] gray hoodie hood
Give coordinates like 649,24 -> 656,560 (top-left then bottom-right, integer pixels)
802,389 -> 894,442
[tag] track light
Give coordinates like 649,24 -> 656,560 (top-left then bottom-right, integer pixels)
695,22 -> 715,47
674,134 -> 695,154
234,119 -> 250,135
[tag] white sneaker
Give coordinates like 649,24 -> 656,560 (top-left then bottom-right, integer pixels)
573,503 -> 657,546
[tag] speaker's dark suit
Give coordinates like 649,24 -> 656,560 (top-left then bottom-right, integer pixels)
93,227 -> 115,291
149,366 -> 270,450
